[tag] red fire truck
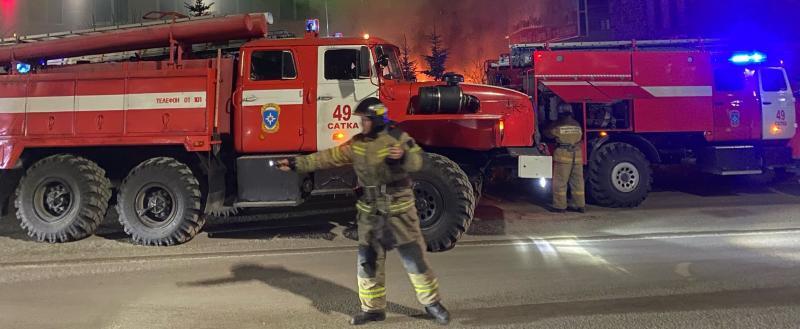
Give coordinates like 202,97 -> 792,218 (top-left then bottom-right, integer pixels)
489,39 -> 799,207
0,14 -> 549,251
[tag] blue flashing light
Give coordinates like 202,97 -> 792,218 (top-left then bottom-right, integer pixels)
15,62 -> 30,74
305,19 -> 319,33
730,54 -> 751,63
730,52 -> 767,64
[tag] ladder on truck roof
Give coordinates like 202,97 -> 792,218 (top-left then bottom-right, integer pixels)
0,14 -> 293,65
0,15 -> 221,46
511,38 -> 724,51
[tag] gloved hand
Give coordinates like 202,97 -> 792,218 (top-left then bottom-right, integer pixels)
388,145 -> 405,159
537,143 -> 550,155
274,158 -> 296,172
385,143 -> 406,165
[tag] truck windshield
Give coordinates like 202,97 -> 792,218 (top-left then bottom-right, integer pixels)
376,45 -> 404,81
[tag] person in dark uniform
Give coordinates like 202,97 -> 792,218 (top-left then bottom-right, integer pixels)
276,99 -> 450,325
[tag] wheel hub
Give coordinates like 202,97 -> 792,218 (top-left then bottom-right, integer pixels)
136,184 -> 176,227
414,181 -> 443,229
612,162 -> 640,193
35,180 -> 73,222
147,190 -> 172,219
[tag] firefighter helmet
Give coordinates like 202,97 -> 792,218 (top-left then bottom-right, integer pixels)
354,98 -> 388,118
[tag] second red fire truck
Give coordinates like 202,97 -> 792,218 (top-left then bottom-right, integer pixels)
488,39 -> 799,207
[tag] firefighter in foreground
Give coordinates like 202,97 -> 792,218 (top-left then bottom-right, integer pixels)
276,99 -> 451,325
545,104 -> 586,213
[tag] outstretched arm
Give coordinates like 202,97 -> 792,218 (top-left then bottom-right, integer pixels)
277,141 -> 355,174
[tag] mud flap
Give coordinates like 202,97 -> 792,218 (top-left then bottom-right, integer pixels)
0,169 -> 23,217
197,152 -> 227,215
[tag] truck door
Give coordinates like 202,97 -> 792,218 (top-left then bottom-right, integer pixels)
240,47 -> 305,152
316,45 -> 378,151
711,67 -> 761,141
759,67 -> 797,140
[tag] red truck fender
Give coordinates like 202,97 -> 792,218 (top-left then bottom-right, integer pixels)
0,140 -> 23,170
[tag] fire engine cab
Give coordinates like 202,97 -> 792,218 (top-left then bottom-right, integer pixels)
490,39 -> 798,207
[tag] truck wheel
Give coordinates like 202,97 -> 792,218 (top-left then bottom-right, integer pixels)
412,153 -> 475,252
587,143 -> 652,208
14,155 -> 112,242
116,157 -> 204,246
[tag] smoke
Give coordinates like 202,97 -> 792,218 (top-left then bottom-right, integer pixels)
316,0 -> 539,81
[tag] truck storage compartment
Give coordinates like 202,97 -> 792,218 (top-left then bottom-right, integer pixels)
236,155 -> 304,207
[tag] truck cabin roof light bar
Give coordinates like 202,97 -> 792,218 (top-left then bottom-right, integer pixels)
730,52 -> 767,64
305,19 -> 319,33
305,18 -> 320,38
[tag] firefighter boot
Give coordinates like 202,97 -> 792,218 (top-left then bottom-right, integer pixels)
568,207 -> 586,213
350,311 -> 386,325
425,302 -> 451,325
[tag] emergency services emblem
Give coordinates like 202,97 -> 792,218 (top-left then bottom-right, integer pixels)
261,103 -> 281,133
729,110 -> 741,128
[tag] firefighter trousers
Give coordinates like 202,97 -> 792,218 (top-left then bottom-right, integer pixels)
553,147 -> 586,210
356,208 -> 441,312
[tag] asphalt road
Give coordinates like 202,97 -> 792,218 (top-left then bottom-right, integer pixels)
1,170 -> 800,328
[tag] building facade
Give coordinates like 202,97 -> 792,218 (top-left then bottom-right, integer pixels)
0,0 -> 323,38
506,0 -> 694,43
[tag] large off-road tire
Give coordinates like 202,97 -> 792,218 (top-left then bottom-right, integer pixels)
116,157 -> 204,246
14,155 -> 112,242
411,153 -> 475,252
587,142 -> 652,208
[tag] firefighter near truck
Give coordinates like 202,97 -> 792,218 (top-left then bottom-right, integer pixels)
0,14 -> 549,251
488,39 -> 800,207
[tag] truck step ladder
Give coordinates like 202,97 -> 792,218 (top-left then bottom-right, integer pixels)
511,38 -> 725,51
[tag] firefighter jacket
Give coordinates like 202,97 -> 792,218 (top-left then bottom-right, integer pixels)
545,116 -> 584,164
294,126 -> 424,217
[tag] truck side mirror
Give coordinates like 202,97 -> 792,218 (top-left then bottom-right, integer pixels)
377,55 -> 389,68
359,46 -> 371,78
